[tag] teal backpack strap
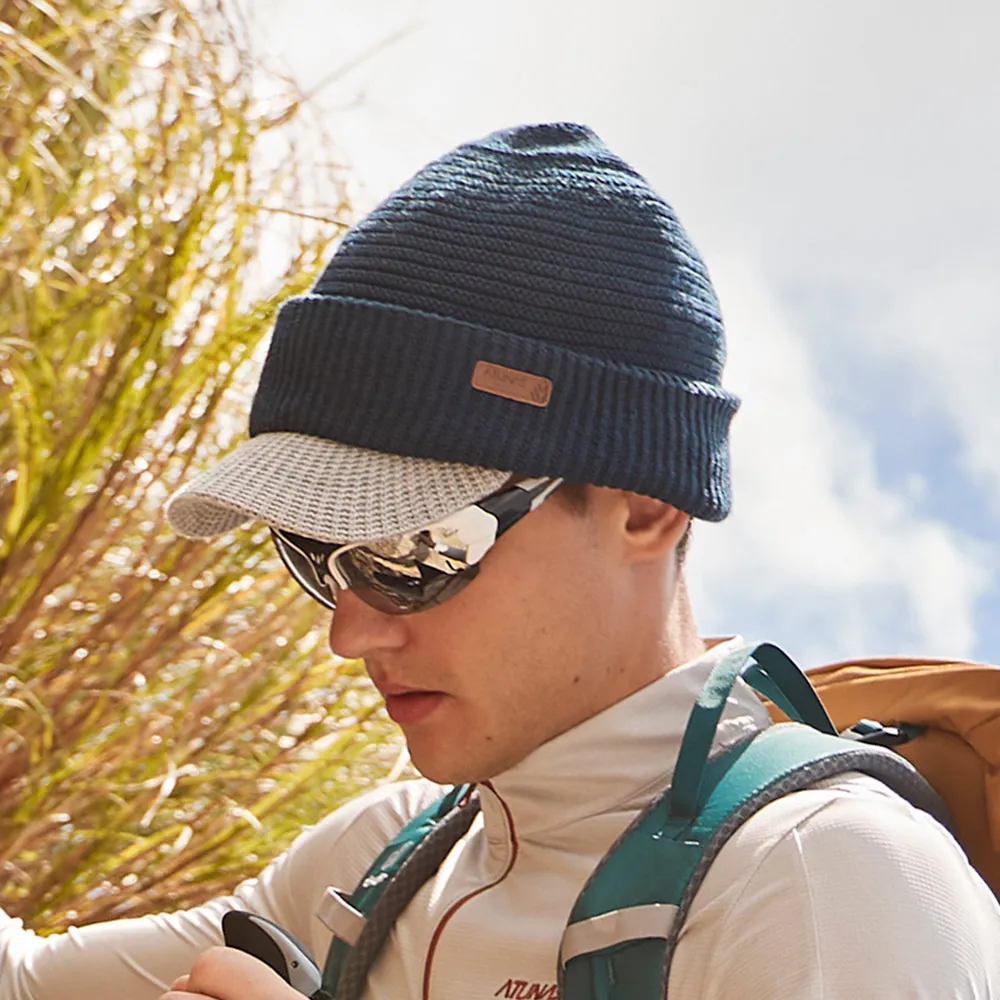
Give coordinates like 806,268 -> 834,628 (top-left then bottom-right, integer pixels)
558,642 -> 948,1000
321,784 -> 479,1000
670,641 -> 838,817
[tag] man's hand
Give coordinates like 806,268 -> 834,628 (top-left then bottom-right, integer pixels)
160,946 -> 306,1000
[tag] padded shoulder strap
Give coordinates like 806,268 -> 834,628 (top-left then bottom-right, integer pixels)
559,641 -> 951,1000
321,785 -> 479,1000
562,727 -> 945,1000
658,729 -> 947,994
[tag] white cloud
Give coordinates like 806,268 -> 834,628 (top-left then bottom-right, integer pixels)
860,263 -> 1000,515
687,257 -> 991,663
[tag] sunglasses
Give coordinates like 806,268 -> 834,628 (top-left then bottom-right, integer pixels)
270,476 -> 563,615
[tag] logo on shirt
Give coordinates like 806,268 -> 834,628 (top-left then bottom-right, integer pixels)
493,979 -> 558,999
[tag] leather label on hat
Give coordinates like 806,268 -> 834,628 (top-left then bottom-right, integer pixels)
471,360 -> 552,408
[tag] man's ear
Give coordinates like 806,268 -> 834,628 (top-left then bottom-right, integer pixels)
620,492 -> 690,562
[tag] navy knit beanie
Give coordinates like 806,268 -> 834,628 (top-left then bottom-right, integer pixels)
249,122 -> 740,521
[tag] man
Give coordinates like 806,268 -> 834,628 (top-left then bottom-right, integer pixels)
1,123 -> 997,1000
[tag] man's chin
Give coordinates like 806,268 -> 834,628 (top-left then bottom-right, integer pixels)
410,755 -> 482,785
408,741 -> 526,786
406,740 -> 483,784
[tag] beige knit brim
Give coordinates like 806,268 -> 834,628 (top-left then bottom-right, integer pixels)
164,432 -> 511,544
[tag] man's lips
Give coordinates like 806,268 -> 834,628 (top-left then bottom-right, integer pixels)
376,683 -> 446,725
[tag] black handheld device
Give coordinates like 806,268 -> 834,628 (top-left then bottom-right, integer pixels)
221,910 -> 322,997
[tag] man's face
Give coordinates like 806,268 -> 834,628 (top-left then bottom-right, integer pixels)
327,488 -> 677,783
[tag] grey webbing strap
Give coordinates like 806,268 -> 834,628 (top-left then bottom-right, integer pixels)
334,795 -> 480,1000
659,747 -> 946,997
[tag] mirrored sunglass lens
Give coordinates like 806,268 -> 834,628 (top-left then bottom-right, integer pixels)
338,547 -> 479,615
271,532 -> 337,610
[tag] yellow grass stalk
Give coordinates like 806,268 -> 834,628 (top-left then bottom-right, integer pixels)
0,0 -> 403,932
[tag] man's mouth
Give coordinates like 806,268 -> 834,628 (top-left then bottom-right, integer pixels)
382,690 -> 446,724
375,682 -> 447,725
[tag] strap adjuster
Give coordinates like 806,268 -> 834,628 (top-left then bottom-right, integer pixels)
317,887 -> 366,946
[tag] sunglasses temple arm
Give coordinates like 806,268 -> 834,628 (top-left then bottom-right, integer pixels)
530,477 -> 564,508
484,476 -> 564,535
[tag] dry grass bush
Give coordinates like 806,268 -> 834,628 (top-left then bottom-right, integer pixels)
0,0 -> 405,932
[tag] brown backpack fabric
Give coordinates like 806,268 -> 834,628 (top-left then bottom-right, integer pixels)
765,657 -> 1000,898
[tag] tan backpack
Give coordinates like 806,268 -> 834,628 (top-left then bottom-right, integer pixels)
766,656 -> 1000,897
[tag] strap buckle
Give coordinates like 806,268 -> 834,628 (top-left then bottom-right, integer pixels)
841,719 -> 921,747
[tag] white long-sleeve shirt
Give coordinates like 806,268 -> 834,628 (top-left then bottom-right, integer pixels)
2,638 -> 998,999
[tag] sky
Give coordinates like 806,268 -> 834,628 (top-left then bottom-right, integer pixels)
247,0 -> 999,667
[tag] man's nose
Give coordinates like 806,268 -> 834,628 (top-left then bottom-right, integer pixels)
327,586 -> 409,660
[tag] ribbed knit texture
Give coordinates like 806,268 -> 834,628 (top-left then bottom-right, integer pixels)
250,122 -> 740,520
